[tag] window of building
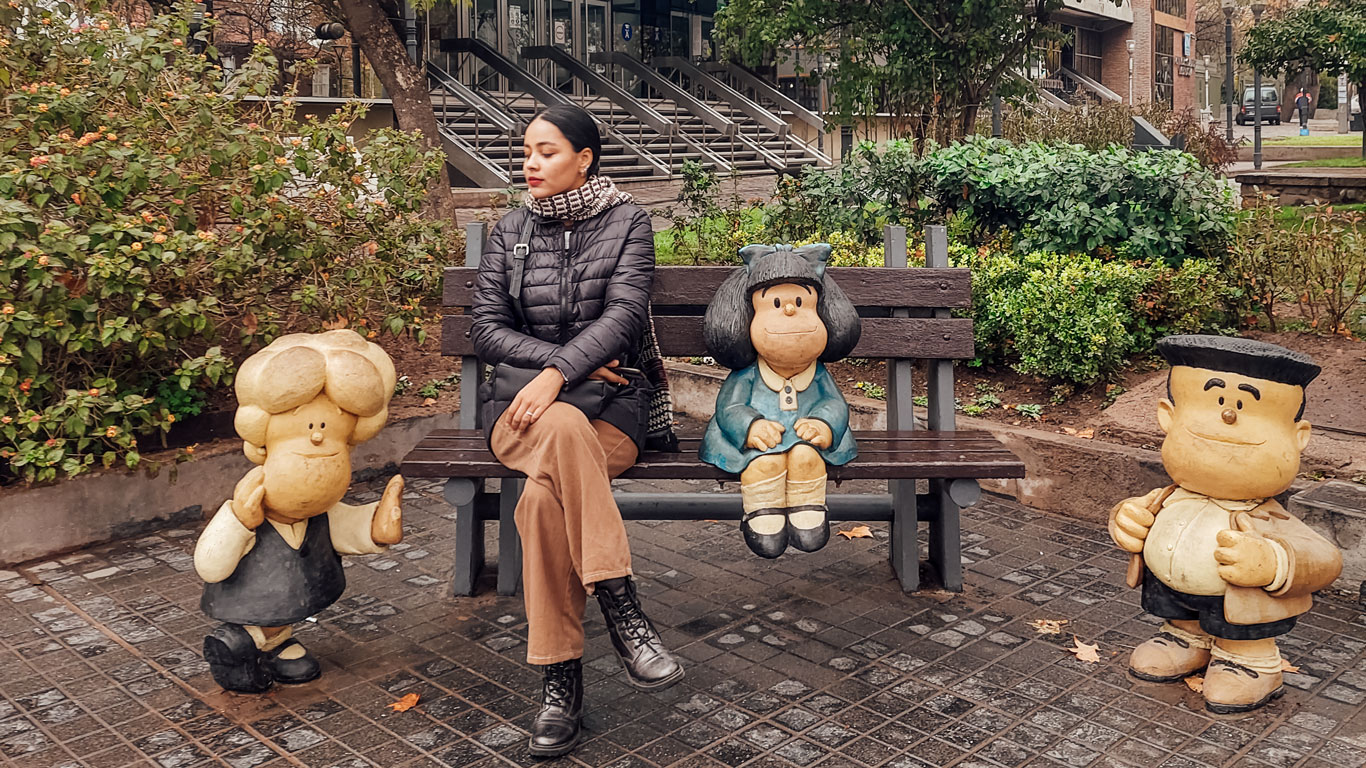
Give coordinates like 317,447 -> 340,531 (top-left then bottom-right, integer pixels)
1063,26 -> 1103,83
1153,25 -> 1175,107
1154,0 -> 1187,19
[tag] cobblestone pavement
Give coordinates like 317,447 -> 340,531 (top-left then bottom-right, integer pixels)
1,475 -> 1364,768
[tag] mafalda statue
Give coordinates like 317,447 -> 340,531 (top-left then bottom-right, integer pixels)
194,331 -> 404,693
699,244 -> 860,558
1109,335 -> 1341,714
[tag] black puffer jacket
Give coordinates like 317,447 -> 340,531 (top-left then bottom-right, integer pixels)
470,202 -> 656,444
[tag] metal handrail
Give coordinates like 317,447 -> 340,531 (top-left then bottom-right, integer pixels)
701,61 -> 825,132
426,61 -> 519,187
594,52 -> 736,138
428,62 -> 520,133
656,56 -> 785,136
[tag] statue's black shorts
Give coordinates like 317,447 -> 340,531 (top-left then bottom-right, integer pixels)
1141,569 -> 1297,641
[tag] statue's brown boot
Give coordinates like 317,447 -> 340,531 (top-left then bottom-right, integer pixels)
1129,621 -> 1212,683
1203,640 -> 1285,714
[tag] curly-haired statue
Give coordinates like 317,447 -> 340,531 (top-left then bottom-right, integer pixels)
699,244 -> 861,558
193,330 -> 404,693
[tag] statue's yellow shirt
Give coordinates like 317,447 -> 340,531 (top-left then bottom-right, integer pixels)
1143,488 -> 1263,596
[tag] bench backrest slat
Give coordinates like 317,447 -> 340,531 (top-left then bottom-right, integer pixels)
442,265 -> 972,310
441,315 -> 973,359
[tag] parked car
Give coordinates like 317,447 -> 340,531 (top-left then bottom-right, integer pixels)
1236,85 -> 1281,125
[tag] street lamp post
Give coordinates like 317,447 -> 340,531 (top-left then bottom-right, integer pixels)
1252,2 -> 1266,169
1223,0 -> 1234,143
1203,55 -> 1211,123
1127,38 -> 1135,104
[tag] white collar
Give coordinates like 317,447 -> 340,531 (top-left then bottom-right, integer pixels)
757,359 -> 818,392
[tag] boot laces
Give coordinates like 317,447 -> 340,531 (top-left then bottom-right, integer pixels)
543,663 -> 576,705
606,583 -> 655,649
1211,659 -> 1260,679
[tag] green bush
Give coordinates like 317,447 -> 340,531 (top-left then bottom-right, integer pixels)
0,2 -> 454,484
926,137 -> 1237,265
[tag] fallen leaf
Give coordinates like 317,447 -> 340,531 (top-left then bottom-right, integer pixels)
422,397 -> 437,406
1076,428 -> 1094,439
322,316 -> 349,330
837,525 -> 873,540
242,312 -> 258,334
1062,426 -> 1078,436
1029,619 -> 1068,635
388,693 -> 420,712
1184,675 -> 1204,693
1281,659 -> 1300,673
1067,636 -> 1101,663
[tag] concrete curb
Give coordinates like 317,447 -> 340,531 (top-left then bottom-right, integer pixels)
0,408 -> 460,566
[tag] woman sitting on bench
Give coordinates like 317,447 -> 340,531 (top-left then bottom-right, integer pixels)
469,105 -> 683,758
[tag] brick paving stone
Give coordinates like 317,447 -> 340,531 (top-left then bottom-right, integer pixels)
0,476 -> 1363,767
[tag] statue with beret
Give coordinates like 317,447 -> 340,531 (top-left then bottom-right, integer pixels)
1109,335 -> 1341,713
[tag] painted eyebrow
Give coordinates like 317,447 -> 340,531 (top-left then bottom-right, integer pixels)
1204,378 -> 1226,391
1237,383 -> 1261,400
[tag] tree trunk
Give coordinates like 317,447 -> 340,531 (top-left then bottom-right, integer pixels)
336,0 -> 459,223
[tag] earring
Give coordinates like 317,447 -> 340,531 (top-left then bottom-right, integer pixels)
580,167 -> 587,176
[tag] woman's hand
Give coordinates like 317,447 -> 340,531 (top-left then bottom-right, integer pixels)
587,359 -> 629,385
508,368 -> 565,431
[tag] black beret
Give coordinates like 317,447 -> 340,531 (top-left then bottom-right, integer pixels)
1157,335 -> 1320,388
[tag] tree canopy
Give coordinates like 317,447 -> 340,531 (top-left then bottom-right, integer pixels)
1240,0 -> 1366,156
714,0 -> 1122,146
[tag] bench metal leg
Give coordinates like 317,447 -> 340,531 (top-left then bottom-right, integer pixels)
927,479 -> 961,591
889,478 -> 919,592
444,479 -> 485,597
497,478 -> 524,596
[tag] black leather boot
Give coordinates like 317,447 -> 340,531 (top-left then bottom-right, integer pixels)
594,577 -> 684,690
528,659 -> 583,758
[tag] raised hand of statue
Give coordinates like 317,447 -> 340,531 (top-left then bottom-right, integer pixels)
371,475 -> 405,546
745,419 -> 786,452
1214,529 -> 1278,587
1107,487 -> 1165,554
794,418 -> 833,449
231,466 -> 267,530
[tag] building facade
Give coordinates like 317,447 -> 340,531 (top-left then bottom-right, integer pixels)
1054,0 -> 1199,111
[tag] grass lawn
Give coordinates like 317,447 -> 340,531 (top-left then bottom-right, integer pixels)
1274,202 -> 1366,228
1281,157 -> 1366,168
1263,134 -> 1364,147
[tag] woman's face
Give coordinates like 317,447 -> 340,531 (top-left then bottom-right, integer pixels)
523,118 -> 593,199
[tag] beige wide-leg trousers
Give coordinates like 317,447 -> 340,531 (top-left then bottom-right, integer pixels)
490,402 -> 638,664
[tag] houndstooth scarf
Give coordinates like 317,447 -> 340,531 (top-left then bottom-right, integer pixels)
524,174 -> 633,221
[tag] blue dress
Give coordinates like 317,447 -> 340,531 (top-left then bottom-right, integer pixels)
699,361 -> 857,475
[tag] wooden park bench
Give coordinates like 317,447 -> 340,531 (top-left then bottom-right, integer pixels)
400,223 -> 1025,597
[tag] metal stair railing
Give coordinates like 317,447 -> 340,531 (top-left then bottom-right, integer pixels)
441,38 -> 671,178
426,62 -> 521,187
592,52 -> 791,173
658,56 -> 831,169
701,61 -> 832,164
521,45 -> 733,175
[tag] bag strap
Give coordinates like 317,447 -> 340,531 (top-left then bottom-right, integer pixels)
508,212 -> 535,331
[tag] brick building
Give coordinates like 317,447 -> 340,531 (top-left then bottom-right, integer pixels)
1050,0 -> 1199,111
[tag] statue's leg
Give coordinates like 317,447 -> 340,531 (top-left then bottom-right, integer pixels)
784,445 -> 829,552
739,455 -> 789,558
203,623 -> 274,693
1204,636 -> 1286,714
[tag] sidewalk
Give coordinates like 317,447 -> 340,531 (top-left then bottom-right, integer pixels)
1,473 -> 1363,768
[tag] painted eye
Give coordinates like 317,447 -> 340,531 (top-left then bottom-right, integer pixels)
308,423 -> 314,429
1218,397 -> 1224,405
1237,401 -> 1243,410
795,296 -> 802,307
773,298 -> 780,308
320,422 -> 326,429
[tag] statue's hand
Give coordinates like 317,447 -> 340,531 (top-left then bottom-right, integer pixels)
794,418 -> 833,449
371,474 -> 405,546
1214,529 -> 1278,587
745,419 -> 786,452
231,466 -> 267,530
1108,497 -> 1156,554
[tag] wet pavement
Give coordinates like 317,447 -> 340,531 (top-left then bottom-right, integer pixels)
1,475 -> 1363,768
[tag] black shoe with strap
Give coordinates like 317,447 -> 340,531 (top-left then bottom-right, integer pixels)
594,576 -> 684,690
529,659 -> 583,758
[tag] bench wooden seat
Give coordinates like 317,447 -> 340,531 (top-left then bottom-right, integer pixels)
402,223 -> 1026,597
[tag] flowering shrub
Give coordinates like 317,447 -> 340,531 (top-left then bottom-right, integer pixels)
0,1 -> 456,484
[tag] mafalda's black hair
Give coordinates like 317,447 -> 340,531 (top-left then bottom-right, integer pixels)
530,105 -> 602,176
703,244 -> 861,370
1159,334 -> 1318,420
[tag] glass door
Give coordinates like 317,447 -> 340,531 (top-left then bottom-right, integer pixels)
585,1 -> 609,75
549,0 -> 574,93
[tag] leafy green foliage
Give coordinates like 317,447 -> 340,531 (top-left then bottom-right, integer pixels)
0,2 -> 455,484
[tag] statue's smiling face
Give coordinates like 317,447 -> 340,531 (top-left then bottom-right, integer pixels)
1158,366 -> 1311,500
750,282 -> 827,372
261,394 -> 358,521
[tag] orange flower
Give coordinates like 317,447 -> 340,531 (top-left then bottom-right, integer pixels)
152,234 -> 166,244
18,379 -> 31,392
37,255 -> 48,266
88,388 -> 100,396
29,155 -> 49,167
44,438 -> 58,447
0,416 -> 11,424
130,242 -> 143,252
105,426 -> 119,438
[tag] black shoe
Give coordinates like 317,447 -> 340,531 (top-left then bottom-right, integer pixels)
267,640 -> 321,685
786,504 -> 830,553
741,507 -> 788,559
529,659 -> 583,758
594,577 -> 684,690
203,624 -> 273,693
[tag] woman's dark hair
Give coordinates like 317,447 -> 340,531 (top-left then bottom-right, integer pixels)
530,105 -> 602,176
703,244 -> 861,370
